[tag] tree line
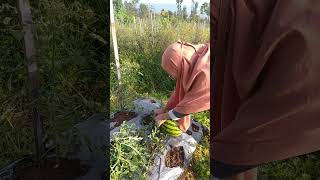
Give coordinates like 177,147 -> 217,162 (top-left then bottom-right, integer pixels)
113,0 -> 209,23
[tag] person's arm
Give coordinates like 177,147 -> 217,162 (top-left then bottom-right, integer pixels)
165,90 -> 177,110
173,110 -> 187,118
167,109 -> 188,120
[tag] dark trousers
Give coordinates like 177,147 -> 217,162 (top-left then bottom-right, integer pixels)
211,159 -> 258,179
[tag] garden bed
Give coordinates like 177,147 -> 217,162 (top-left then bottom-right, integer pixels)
110,99 -> 208,180
110,111 -> 137,128
165,146 -> 185,168
0,113 -> 107,180
0,156 -> 91,180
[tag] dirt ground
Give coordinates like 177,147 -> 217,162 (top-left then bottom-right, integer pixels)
165,146 -> 185,168
186,130 -> 193,135
178,167 -> 196,180
191,123 -> 199,132
142,114 -> 153,125
111,111 -> 137,127
15,158 -> 89,180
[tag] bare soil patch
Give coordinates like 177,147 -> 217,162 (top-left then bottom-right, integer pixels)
111,111 -> 137,127
191,124 -> 199,132
165,146 -> 184,168
178,167 -> 196,180
142,114 -> 153,125
186,130 -> 192,135
15,158 -> 89,180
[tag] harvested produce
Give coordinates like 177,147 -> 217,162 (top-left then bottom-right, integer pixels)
160,120 -> 182,137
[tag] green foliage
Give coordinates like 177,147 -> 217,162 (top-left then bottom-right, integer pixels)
200,2 -> 209,17
259,152 -> 320,180
192,111 -> 210,129
0,1 -> 33,167
182,6 -> 188,20
114,0 -> 208,23
176,0 -> 183,18
110,15 -> 209,111
145,122 -> 167,167
110,7 -> 210,178
110,122 -> 148,180
51,127 -> 81,159
190,0 -> 200,21
191,112 -> 210,179
113,0 -> 123,14
124,0 -> 139,17
138,3 -> 150,18
110,120 -> 167,179
0,0 -> 106,168
114,0 -> 129,22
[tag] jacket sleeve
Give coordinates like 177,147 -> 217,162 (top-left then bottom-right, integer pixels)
165,90 -> 176,111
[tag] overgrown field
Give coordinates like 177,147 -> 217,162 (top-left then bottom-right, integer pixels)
110,14 -> 320,180
110,19 -> 209,112
110,15 -> 210,179
0,0 -> 106,168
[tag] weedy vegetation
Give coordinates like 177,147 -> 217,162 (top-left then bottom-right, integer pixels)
0,0 -> 106,167
110,120 -> 167,180
110,0 -> 210,179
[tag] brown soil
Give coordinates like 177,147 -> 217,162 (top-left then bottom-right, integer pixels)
15,158 -> 89,180
202,126 -> 209,137
142,115 -> 153,125
191,124 -> 199,132
186,130 -> 192,135
111,111 -> 137,127
178,167 -> 196,180
165,146 -> 184,168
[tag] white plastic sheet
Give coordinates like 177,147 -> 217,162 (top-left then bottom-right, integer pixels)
110,99 -> 206,180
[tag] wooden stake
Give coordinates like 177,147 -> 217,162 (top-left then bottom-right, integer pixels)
150,11 -> 154,34
18,0 -> 44,166
133,16 -> 137,34
150,12 -> 154,47
110,0 -> 124,110
139,17 -> 142,35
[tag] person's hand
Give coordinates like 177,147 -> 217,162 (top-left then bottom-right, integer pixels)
154,108 -> 166,116
154,112 -> 170,127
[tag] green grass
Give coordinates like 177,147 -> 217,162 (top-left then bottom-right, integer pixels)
191,111 -> 210,179
110,18 -> 209,112
259,152 -> 320,180
0,0 -> 106,167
